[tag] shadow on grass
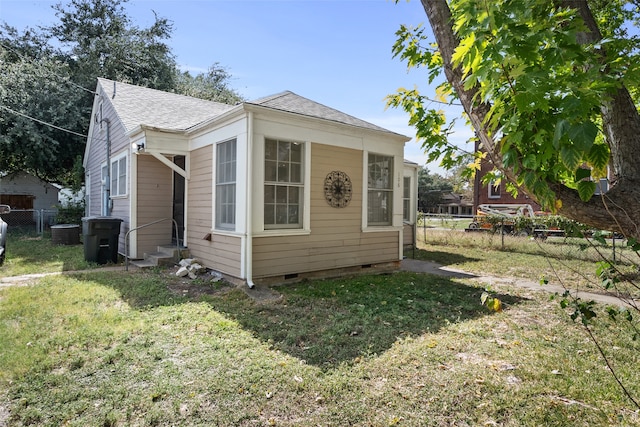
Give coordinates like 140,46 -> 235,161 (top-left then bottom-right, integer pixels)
78,269 -> 526,370
408,247 -> 481,266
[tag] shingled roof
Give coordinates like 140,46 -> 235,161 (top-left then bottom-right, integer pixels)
97,78 -> 234,133
98,78 -> 405,137
247,91 -> 396,134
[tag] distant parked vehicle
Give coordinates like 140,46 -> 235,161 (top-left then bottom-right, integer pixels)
0,204 -> 10,266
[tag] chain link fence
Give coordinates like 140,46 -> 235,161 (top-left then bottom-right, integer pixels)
1,209 -> 59,235
414,212 -> 637,267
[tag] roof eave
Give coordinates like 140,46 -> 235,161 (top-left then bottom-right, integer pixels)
185,104 -> 245,135
243,103 -> 412,142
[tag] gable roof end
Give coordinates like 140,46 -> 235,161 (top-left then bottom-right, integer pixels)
247,91 -> 409,139
97,78 -> 235,133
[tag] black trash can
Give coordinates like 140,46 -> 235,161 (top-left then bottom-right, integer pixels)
82,216 -> 123,264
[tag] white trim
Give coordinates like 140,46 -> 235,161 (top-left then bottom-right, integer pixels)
129,143 -> 138,258
183,154 -> 190,247
488,179 -> 501,198
108,150 -> 128,198
149,152 -> 189,179
214,138 -> 237,231
252,136 -> 311,235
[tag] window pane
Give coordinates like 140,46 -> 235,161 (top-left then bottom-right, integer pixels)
288,186 -> 299,204
277,162 -> 289,182
276,186 -> 287,203
291,143 -> 302,162
403,177 -> 410,198
118,157 -> 126,195
265,160 -> 277,182
290,164 -> 301,183
265,139 -> 277,160
111,162 -> 117,195
278,141 -> 290,161
276,205 -> 288,224
264,204 -> 275,224
288,205 -> 299,224
264,185 -> 275,203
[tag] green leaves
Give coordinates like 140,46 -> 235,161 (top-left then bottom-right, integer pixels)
389,0 -> 638,212
568,122 -> 598,151
577,181 -> 597,202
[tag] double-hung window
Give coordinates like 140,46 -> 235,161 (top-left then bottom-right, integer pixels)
403,176 -> 411,222
367,153 -> 393,226
215,139 -> 236,230
110,153 -> 127,197
264,138 -> 303,229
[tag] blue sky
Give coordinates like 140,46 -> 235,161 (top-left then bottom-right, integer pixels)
0,0 -> 471,172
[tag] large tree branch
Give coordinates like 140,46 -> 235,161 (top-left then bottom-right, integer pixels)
421,0 -> 640,238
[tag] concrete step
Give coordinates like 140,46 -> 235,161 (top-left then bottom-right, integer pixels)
131,245 -> 190,269
145,251 -> 176,266
130,259 -> 157,269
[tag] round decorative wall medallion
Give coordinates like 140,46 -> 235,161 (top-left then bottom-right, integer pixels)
324,170 -> 352,208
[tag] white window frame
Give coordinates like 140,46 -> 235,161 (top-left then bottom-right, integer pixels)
215,139 -> 237,231
263,138 -> 305,230
488,179 -> 501,199
367,153 -> 394,226
107,152 -> 128,198
403,176 -> 411,222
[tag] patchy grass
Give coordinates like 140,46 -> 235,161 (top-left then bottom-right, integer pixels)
1,267 -> 640,426
413,229 -> 640,299
1,232 -> 93,276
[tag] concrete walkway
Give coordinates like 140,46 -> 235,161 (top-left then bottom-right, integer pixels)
0,266 -> 132,288
400,258 -> 636,307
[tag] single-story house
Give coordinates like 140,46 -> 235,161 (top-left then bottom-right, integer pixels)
0,171 -> 59,211
84,78 -> 417,286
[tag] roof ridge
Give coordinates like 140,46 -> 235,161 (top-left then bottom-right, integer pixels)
96,77 -> 233,108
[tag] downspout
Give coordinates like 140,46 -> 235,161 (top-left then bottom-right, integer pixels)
245,111 -> 255,289
102,119 -> 111,216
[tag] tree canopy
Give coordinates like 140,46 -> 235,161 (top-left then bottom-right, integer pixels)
389,0 -> 640,238
0,0 -> 243,187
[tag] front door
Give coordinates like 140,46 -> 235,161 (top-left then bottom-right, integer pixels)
172,156 -> 185,246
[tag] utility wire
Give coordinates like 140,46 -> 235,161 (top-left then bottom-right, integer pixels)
0,105 -> 87,139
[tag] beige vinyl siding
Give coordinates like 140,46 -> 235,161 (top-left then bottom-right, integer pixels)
252,143 -> 400,278
134,155 -> 173,255
186,146 -> 242,277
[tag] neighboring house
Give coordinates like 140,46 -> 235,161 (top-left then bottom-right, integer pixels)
437,192 -> 473,216
84,78 -> 414,286
0,171 -> 59,211
0,171 -> 59,226
473,155 -> 541,212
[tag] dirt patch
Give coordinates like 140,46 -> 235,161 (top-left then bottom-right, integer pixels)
162,265 -> 283,303
164,266 -> 235,298
242,284 -> 283,304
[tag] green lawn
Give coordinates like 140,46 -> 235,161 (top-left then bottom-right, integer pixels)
1,233 -> 639,426
1,232 -> 92,277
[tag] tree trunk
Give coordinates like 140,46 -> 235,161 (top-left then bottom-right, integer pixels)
420,0 -> 640,239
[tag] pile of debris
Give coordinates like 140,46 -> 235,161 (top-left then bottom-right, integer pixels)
175,258 -> 223,283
